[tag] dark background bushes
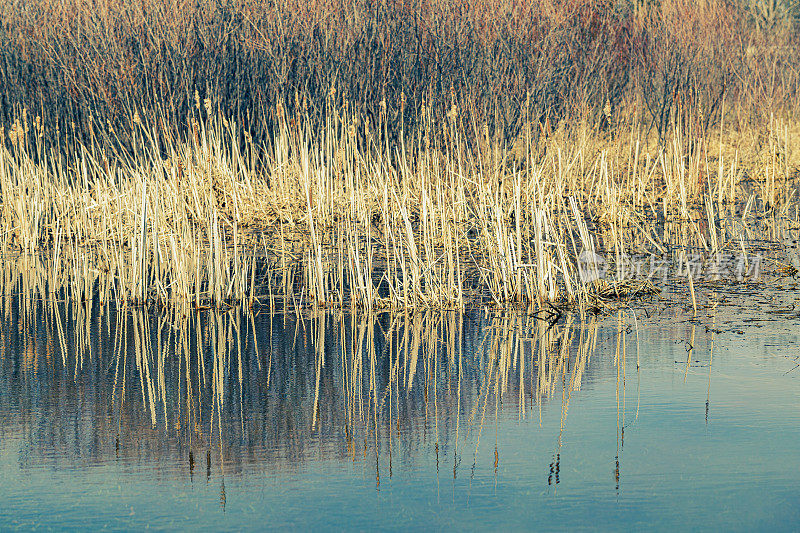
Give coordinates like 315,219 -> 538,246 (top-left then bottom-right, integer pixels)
0,0 -> 797,154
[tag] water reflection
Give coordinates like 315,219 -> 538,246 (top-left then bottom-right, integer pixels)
0,299 -> 604,485
3,297 -> 800,529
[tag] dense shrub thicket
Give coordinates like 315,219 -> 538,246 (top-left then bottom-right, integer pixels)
0,0 -> 797,152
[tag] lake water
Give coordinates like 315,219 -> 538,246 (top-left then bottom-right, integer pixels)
0,298 -> 798,530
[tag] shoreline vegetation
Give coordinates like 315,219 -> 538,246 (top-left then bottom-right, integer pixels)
1,0 -> 799,310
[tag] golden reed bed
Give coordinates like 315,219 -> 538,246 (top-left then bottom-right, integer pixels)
0,0 -> 798,310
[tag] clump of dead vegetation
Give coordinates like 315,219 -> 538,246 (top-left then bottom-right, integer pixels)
0,0 -> 798,310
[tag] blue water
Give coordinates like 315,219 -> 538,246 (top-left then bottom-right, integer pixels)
0,302 -> 798,530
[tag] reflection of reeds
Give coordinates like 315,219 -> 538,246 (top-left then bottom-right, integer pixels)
0,299 -> 605,478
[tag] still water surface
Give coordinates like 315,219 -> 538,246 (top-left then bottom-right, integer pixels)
0,300 -> 798,530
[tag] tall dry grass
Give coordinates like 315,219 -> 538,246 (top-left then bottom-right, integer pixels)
0,102 -> 797,309
0,0 -> 798,310
1,0 -> 797,152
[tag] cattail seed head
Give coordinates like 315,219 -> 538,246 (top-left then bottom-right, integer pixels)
447,104 -> 457,121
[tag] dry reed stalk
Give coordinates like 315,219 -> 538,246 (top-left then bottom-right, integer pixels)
0,92 -> 795,312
